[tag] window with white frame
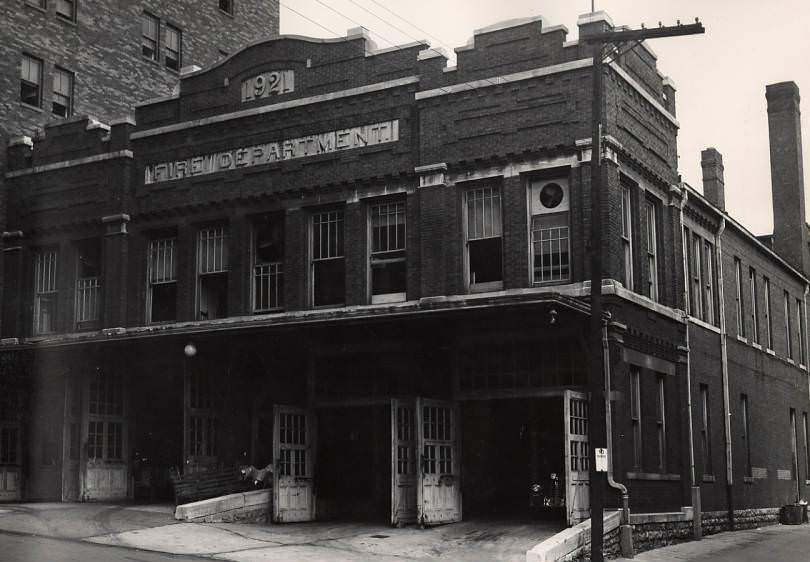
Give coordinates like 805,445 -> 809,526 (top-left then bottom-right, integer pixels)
530,179 -> 570,284
764,277 -> 773,349
148,237 -> 177,322
656,374 -> 666,471
253,216 -> 284,312
734,258 -> 745,337
370,201 -> 406,302
621,185 -> 634,291
34,248 -> 58,335
703,239 -> 715,325
52,67 -> 73,118
741,394 -> 752,477
198,226 -> 228,320
797,298 -> 805,365
165,25 -> 181,71
465,186 -> 502,289
75,238 -> 101,328
55,0 -> 76,21
785,290 -> 793,360
749,268 -> 759,344
630,367 -> 642,469
20,54 -> 42,107
312,210 -> 344,306
645,200 -> 659,301
141,12 -> 159,61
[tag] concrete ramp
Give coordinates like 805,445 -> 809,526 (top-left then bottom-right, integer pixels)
174,489 -> 271,523
526,510 -> 621,562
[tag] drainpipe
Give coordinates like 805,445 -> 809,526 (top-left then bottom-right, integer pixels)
715,217 -> 734,530
679,187 -> 700,538
602,318 -> 633,558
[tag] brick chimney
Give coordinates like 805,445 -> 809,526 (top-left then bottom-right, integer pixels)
701,148 -> 725,211
767,81 -> 809,275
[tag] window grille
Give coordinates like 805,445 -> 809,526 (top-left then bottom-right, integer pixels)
254,219 -> 284,312
370,201 -> 406,299
75,277 -> 100,324
465,187 -> 502,286
148,238 -> 177,323
312,210 -> 344,306
198,226 -> 228,274
531,215 -> 569,283
34,249 -> 58,334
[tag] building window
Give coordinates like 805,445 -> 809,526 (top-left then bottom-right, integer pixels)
141,12 -> 159,61
703,240 -> 715,325
682,227 -> 690,314
690,235 -> 703,320
621,186 -> 634,291
656,374 -> 666,471
734,258 -> 745,338
75,239 -> 101,328
0,426 -> 19,465
253,216 -> 284,312
88,370 -> 124,461
148,237 -> 177,322
530,179 -> 570,285
198,226 -> 229,320
749,268 -> 759,344
803,412 -> 810,479
791,408 -> 799,480
785,290 -> 793,360
741,394 -> 752,478
219,0 -> 234,15
34,248 -> 58,335
51,67 -> 74,118
55,0 -> 76,20
165,25 -> 182,71
312,210 -> 344,307
188,370 -> 216,458
764,277 -> 773,350
645,201 -> 659,301
465,186 -> 502,289
700,384 -> 712,476
630,367 -> 642,469
30,0 -> 47,8
370,201 -> 406,303
797,298 -> 806,365
20,54 -> 42,107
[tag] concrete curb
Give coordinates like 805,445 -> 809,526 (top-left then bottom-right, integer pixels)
526,510 -> 621,562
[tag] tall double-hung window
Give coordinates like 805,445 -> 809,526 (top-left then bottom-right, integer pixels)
465,186 -> 502,290
20,54 -> 42,107
148,237 -> 177,322
764,277 -> 773,349
630,367 -> 642,469
52,67 -> 73,118
785,290 -> 793,360
797,298 -> 806,365
312,210 -> 344,307
75,238 -> 101,328
370,201 -> 406,302
141,13 -> 159,61
734,258 -> 745,337
530,179 -> 570,284
691,236 -> 703,320
253,216 -> 284,313
703,240 -> 715,325
621,185 -> 634,291
749,268 -> 759,344
645,200 -> 659,301
165,25 -> 182,71
34,248 -> 58,335
198,226 -> 229,320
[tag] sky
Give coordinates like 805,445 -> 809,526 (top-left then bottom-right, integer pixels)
279,0 -> 810,236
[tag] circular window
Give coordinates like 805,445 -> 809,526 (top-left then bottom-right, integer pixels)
539,182 -> 564,209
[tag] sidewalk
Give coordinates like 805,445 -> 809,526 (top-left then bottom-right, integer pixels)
614,523 -> 810,562
0,503 -> 563,562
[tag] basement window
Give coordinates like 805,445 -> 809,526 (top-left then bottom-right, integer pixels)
464,186 -> 502,291
370,201 -> 406,303
311,210 -> 344,307
198,226 -> 229,320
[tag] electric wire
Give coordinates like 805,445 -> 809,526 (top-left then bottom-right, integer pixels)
280,1 -> 342,37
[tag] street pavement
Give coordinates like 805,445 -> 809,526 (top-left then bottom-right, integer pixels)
0,503 -> 562,562
615,523 -> 810,562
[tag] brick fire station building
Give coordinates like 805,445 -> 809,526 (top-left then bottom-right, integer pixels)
1,11 -> 809,531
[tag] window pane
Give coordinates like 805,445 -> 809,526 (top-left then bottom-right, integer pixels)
372,259 -> 406,295
165,26 -> 181,71
20,55 -> 42,107
532,215 -> 570,284
313,259 -> 344,306
56,0 -> 74,19
469,237 -> 502,284
142,13 -> 158,61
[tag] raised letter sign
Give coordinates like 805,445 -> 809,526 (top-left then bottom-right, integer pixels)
241,70 -> 294,102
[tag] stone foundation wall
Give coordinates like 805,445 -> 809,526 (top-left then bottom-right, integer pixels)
701,508 -> 780,535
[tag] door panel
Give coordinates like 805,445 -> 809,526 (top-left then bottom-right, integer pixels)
62,374 -> 81,501
273,405 -> 316,522
564,390 -> 589,525
83,371 -> 128,501
391,399 -> 417,525
417,398 -> 461,525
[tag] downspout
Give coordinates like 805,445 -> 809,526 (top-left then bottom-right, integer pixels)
602,318 -> 629,522
679,189 -> 700,539
715,217 -> 734,529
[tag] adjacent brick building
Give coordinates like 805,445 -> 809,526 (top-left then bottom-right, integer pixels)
1,10 -> 809,542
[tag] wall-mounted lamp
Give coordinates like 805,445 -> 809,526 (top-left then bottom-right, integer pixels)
183,343 -> 197,357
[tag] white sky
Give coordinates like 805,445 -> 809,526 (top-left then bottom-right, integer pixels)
280,0 -> 810,236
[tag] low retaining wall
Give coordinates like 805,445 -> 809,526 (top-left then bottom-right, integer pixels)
526,511 -> 622,562
174,488 -> 271,523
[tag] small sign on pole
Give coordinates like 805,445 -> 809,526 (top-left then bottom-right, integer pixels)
595,448 -> 608,472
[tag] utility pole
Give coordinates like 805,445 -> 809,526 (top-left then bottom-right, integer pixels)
582,20 -> 704,562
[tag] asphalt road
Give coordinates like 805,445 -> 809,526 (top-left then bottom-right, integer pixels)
0,531 -> 213,562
